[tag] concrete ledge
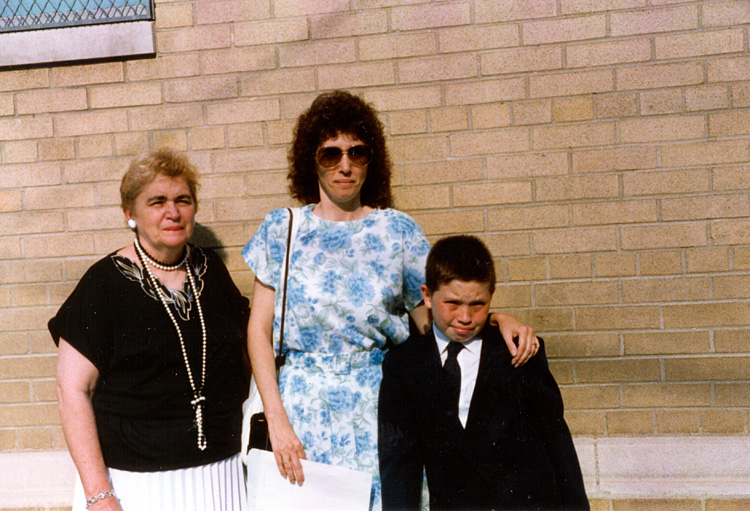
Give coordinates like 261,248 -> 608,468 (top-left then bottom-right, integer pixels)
2,437 -> 750,508
0,21 -> 155,68
0,450 -> 74,508
586,436 -> 750,499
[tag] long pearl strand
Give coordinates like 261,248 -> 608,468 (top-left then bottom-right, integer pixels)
134,238 -> 208,451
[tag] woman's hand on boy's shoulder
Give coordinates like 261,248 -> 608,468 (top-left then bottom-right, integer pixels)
489,312 -> 539,368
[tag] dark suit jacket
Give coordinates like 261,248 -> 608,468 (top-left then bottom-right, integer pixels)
378,326 -> 589,511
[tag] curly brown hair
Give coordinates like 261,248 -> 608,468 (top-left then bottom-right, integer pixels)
288,90 -> 392,208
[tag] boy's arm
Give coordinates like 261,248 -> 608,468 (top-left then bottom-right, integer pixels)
522,339 -> 590,511
378,352 -> 423,511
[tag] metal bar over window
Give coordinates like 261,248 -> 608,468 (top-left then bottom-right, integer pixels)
0,0 -> 154,33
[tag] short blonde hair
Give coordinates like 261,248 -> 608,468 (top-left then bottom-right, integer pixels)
120,148 -> 200,212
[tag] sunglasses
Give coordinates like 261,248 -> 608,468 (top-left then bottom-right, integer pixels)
315,145 -> 373,169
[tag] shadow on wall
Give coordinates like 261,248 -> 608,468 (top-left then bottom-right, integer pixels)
191,223 -> 227,262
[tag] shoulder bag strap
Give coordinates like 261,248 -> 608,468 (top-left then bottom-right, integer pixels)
275,207 -> 295,377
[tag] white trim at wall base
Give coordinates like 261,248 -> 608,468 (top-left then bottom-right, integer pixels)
0,450 -> 74,508
0,21 -> 155,68
1,437 -> 750,508
580,436 -> 750,499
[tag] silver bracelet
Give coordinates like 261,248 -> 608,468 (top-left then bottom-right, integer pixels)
86,490 -> 116,509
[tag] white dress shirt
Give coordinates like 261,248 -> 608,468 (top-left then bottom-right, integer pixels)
434,325 -> 482,428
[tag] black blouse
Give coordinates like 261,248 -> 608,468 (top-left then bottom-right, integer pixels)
49,246 -> 249,472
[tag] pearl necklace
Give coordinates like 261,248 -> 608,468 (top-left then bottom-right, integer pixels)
134,235 -> 189,271
134,239 -> 208,451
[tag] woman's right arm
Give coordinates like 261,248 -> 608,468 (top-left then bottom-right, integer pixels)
56,339 -> 122,511
247,277 -> 306,485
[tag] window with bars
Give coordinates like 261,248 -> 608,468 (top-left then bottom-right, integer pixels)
0,0 -> 153,33
0,0 -> 155,67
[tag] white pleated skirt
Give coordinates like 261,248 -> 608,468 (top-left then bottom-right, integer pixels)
72,454 -> 248,511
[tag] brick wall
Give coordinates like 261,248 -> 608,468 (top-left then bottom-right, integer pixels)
1,0 -> 749,509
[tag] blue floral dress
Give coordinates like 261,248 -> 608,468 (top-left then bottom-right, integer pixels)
242,205 -> 430,510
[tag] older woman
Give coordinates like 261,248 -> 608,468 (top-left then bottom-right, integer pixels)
242,90 -> 538,510
50,148 -> 249,510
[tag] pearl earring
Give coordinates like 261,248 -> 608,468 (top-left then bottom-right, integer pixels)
127,219 -> 137,231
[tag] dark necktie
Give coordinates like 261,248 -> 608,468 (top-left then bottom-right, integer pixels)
444,342 -> 464,421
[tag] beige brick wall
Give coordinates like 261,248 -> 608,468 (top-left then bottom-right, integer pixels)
0,0 -> 749,505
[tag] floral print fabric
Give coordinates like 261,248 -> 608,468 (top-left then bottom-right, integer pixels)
242,205 -> 430,510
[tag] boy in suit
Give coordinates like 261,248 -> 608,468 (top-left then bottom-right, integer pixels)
378,235 -> 589,511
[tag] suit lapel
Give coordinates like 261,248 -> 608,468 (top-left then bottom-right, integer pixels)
452,327 -> 517,484
412,331 -> 446,412
416,326 -> 517,482
465,326 -> 512,430
413,330 -> 465,432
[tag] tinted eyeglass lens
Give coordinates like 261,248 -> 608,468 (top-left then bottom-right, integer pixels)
316,145 -> 372,168
317,148 -> 343,168
349,145 -> 373,165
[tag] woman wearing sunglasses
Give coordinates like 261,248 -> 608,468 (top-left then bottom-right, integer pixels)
241,90 -> 538,510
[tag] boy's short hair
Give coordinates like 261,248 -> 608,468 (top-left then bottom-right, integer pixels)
425,235 -> 496,294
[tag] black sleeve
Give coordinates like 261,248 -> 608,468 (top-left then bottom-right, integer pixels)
203,248 -> 251,377
521,338 -> 590,511
204,248 -> 250,330
48,259 -> 114,371
378,350 -> 423,511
